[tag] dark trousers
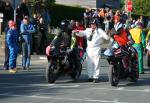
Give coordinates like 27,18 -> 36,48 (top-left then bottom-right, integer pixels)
32,34 -> 41,54
4,44 -> 9,70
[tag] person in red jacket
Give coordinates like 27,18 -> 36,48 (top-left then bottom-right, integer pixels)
73,21 -> 85,57
110,16 -> 134,46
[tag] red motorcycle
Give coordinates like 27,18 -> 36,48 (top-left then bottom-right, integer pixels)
45,44 -> 82,83
104,42 -> 139,86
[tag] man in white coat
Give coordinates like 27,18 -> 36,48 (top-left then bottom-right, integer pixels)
73,19 -> 109,83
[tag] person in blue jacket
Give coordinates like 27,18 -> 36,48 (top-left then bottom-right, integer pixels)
20,16 -> 35,70
7,20 -> 18,73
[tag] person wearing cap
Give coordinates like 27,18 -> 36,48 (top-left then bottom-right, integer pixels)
20,16 -> 35,70
129,23 -> 146,74
7,20 -> 19,73
73,19 -> 109,83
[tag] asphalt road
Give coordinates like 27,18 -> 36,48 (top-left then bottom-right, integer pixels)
0,57 -> 150,103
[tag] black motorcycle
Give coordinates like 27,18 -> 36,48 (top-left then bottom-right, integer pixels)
46,45 -> 82,83
104,42 -> 139,86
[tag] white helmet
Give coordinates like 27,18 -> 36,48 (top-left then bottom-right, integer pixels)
114,22 -> 123,31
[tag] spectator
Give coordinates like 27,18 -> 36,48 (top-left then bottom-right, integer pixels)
3,1 -> 14,30
98,8 -> 105,27
38,17 -> 47,53
104,16 -> 111,34
20,0 -> 29,17
121,11 -> 128,24
31,14 -> 39,54
129,23 -> 146,74
16,5 -> 24,31
7,20 -> 18,73
73,21 -> 85,57
98,8 -> 105,18
113,10 -> 121,24
20,16 -> 35,70
84,8 -> 92,28
146,17 -> 150,28
4,1 -> 13,21
108,9 -> 113,19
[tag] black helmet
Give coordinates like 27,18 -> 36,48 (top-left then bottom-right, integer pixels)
90,19 -> 99,26
60,20 -> 70,32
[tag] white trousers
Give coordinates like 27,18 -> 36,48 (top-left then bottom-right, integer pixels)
86,54 -> 101,79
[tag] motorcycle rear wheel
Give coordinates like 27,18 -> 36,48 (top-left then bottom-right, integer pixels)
108,65 -> 119,86
129,61 -> 139,82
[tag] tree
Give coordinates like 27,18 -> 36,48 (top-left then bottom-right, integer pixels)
47,0 -> 55,4
28,0 -> 55,7
134,0 -> 150,16
124,0 -> 150,16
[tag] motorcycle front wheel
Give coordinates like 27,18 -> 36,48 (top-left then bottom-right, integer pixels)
46,62 -> 59,83
108,65 -> 119,86
70,62 -> 82,81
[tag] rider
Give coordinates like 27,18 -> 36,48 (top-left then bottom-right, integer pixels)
110,16 -> 134,46
46,20 -> 80,63
110,16 -> 136,71
50,20 -> 72,51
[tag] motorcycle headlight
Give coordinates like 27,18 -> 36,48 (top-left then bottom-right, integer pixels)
112,42 -> 119,49
51,46 -> 55,49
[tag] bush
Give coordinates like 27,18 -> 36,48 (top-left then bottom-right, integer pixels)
48,4 -> 85,27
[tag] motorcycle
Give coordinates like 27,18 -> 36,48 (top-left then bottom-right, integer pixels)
45,44 -> 82,83
104,41 -> 139,86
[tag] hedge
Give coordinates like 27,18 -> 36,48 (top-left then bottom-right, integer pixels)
48,4 -> 85,27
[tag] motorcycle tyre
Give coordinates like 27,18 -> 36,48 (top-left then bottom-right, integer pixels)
108,65 -> 119,86
70,62 -> 82,81
46,63 -> 58,83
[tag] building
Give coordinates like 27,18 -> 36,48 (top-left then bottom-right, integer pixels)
96,0 -> 121,9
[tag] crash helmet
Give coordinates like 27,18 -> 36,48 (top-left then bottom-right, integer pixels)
114,22 -> 123,32
89,19 -> 99,26
60,20 -> 70,32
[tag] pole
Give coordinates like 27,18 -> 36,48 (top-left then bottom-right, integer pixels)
13,0 -> 16,22
0,22 -> 1,35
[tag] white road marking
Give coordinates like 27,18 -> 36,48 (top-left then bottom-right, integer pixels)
0,93 -> 128,103
91,87 -> 150,93
0,83 -> 80,89
1,83 -> 150,93
0,83 -> 54,86
117,87 -> 124,90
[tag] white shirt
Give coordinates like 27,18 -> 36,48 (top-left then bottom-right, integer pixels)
77,28 -> 109,56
